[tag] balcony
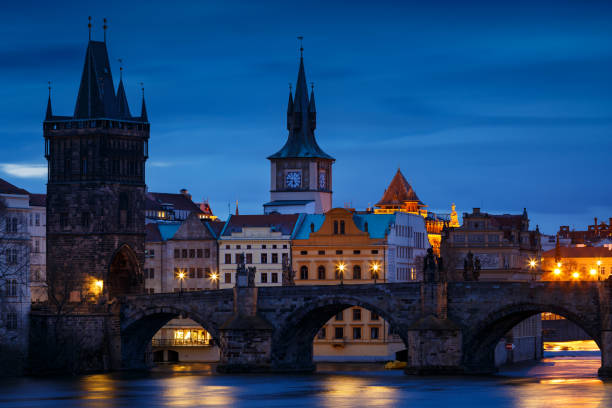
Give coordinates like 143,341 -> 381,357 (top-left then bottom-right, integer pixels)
152,339 -> 213,347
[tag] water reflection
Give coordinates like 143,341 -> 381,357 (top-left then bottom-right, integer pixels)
320,375 -> 399,407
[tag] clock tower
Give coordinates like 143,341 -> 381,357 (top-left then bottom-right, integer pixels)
264,47 -> 334,214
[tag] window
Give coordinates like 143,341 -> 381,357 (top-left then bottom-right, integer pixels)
353,265 -> 361,280
197,249 -> 203,258
81,212 -> 90,228
235,253 -> 242,264
282,244 -> 287,249
174,249 -> 180,258
353,327 -> 362,340
272,253 -> 278,264
225,254 -> 231,264
225,245 -> 230,249
7,280 -> 18,297
300,250 -> 307,255
340,220 -> 345,234
6,312 -> 17,330
261,253 -> 268,264
300,266 -> 308,280
318,266 -> 326,280
34,239 -> 40,253
35,213 -> 40,226
371,311 -> 379,320
225,273 -> 232,283
205,268 -> 211,278
335,311 -> 343,321
261,273 -> 268,283
334,327 -> 344,339
188,268 -> 195,278
205,248 -> 210,258
334,220 -> 338,234
370,327 -> 379,340
149,268 -> 155,279
352,308 -> 361,321
246,253 -> 253,264
59,213 -> 68,229
353,250 -> 361,255
262,245 -> 267,249
317,328 -> 326,339
271,273 -> 278,283
282,253 -> 288,265
371,250 -> 379,254
189,249 -> 195,258
149,249 -> 155,257
336,250 -> 343,255
182,249 -> 188,258
272,245 -> 277,249
318,250 -> 325,255
6,249 -> 18,265
247,245 -> 251,249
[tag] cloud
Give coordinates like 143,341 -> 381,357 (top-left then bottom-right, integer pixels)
0,163 -> 46,179
148,161 -> 175,168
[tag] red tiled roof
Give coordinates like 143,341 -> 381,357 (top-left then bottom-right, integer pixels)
29,193 -> 46,207
222,214 -> 300,236
375,169 -> 422,207
543,246 -> 612,259
146,192 -> 203,213
145,223 -> 162,242
0,178 -> 28,195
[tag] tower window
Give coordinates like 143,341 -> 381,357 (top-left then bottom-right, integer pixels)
340,220 -> 345,234
333,220 -> 338,234
81,212 -> 90,228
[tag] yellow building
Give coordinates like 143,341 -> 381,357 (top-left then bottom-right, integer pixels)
542,245 -> 612,281
292,208 -> 428,361
374,168 -> 456,255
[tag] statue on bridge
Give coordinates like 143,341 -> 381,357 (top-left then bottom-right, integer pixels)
282,256 -> 295,286
463,251 -> 481,281
235,253 -> 257,288
423,248 -> 446,283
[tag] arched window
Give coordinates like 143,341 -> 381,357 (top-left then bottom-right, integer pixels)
340,220 -> 345,234
353,265 -> 361,280
364,222 -> 368,232
318,265 -> 326,280
333,220 -> 338,234
310,223 -> 315,233
300,265 -> 308,280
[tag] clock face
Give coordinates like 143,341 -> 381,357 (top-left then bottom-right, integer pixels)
318,172 -> 326,189
286,171 -> 301,189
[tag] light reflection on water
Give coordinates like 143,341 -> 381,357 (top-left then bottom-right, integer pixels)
1,347 -> 612,407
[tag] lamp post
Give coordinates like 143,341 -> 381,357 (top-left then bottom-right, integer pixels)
178,270 -> 185,293
337,262 -> 346,286
371,262 -> 380,284
528,259 -> 537,281
211,272 -> 219,290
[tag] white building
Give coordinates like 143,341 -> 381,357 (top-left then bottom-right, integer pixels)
0,179 -> 32,375
28,194 -> 46,302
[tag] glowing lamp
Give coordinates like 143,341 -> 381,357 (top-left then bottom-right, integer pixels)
572,272 -> 579,279
95,280 -> 103,290
553,268 -> 561,275
178,271 -> 186,280
597,260 -> 602,266
337,263 -> 346,272
529,260 -> 536,268
211,272 -> 218,281
557,262 -> 562,268
590,269 -> 597,276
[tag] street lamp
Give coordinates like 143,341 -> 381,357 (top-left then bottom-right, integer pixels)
210,272 -> 219,290
371,262 -> 381,284
553,268 -> 561,278
572,272 -> 580,279
336,262 -> 346,285
528,259 -> 537,281
590,268 -> 597,280
178,270 -> 185,293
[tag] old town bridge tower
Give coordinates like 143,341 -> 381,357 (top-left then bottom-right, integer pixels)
43,29 -> 149,302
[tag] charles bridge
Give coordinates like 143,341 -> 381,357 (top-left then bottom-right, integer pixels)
52,279 -> 611,377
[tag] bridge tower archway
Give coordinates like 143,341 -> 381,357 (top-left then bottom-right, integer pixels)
108,244 -> 141,298
462,303 -> 602,375
270,295 -> 409,371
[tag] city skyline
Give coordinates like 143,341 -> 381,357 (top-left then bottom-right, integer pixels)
2,1 -> 612,233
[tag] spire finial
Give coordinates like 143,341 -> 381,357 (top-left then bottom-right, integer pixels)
140,82 -> 144,96
297,36 -> 304,58
310,82 -> 314,92
48,81 -> 51,97
88,16 -> 92,41
289,83 -> 292,92
103,18 -> 107,42
118,58 -> 123,79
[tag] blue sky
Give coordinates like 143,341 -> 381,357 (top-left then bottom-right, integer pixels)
1,0 -> 611,233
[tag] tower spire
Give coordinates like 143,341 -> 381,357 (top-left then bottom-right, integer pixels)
287,83 -> 293,130
116,61 -> 130,119
45,81 -> 53,120
140,82 -> 148,122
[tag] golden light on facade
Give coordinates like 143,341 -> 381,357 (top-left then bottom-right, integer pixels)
557,262 -> 562,268
597,260 -> 602,266
590,269 -> 597,276
572,272 -> 580,279
553,268 -> 561,275
95,280 -> 103,289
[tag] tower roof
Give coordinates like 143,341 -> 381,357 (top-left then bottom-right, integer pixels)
116,78 -> 131,118
74,40 -> 118,118
376,169 -> 423,207
268,53 -> 333,161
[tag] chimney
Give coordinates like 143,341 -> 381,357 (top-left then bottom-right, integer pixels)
473,208 -> 480,214
180,188 -> 192,201
595,217 -> 598,227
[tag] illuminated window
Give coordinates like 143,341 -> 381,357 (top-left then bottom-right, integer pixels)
300,266 -> 308,280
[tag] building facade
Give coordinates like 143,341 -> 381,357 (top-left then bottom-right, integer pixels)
264,48 -> 334,215
218,214 -> 301,288
0,179 -> 31,375
558,217 -> 612,246
541,246 -> 612,281
292,208 -> 429,361
43,35 -> 149,303
28,194 -> 46,302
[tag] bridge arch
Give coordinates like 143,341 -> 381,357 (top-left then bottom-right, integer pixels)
121,305 -> 221,369
270,294 -> 409,371
462,302 -> 601,373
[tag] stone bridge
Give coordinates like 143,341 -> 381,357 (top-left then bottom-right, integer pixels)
117,281 -> 612,376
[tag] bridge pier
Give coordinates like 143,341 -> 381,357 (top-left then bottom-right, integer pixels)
598,331 -> 612,377
216,287 -> 275,373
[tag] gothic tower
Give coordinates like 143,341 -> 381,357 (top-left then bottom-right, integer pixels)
44,30 -> 149,302
264,47 -> 334,214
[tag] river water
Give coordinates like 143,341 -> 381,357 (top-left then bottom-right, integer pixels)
1,342 -> 610,408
